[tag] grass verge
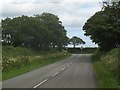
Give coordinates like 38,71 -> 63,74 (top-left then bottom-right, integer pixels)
92,48 -> 119,88
3,53 -> 70,80
93,61 -> 118,88
2,46 -> 71,80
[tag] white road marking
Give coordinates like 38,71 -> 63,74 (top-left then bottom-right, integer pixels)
61,67 -> 66,71
67,64 -> 70,67
52,72 -> 60,77
33,79 -> 48,88
34,62 -> 74,88
70,62 -> 73,65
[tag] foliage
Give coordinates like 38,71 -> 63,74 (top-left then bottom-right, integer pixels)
2,46 -> 33,57
3,52 -> 70,80
92,48 -> 105,62
100,48 -> 119,77
69,36 -> 85,48
83,2 -> 120,51
93,62 -> 118,88
2,13 -> 68,51
2,46 -> 70,73
67,47 -> 97,54
92,48 -> 119,88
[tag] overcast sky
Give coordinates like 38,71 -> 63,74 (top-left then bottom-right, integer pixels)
1,0 -> 103,47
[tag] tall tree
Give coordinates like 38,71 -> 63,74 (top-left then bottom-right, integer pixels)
35,13 -> 68,51
69,36 -> 85,48
83,1 -> 120,51
2,13 -> 68,51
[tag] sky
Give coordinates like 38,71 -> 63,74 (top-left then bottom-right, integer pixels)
0,0 -> 103,48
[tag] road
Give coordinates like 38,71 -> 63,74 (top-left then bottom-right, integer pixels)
3,54 -> 97,88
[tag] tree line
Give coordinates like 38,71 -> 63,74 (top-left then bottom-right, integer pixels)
83,1 -> 120,51
2,13 -> 69,51
3,1 -> 118,52
2,12 -> 86,51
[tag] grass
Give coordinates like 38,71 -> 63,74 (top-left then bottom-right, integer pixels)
2,46 -> 71,80
3,54 -> 70,80
0,44 -> 2,81
92,48 -> 119,88
93,62 -> 118,88
2,46 -> 34,57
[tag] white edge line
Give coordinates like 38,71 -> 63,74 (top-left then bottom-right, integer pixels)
52,72 -> 60,77
33,79 -> 48,88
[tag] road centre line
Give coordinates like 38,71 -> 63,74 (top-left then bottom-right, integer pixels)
70,62 -> 73,64
61,67 -> 66,71
34,62 -> 73,88
52,72 -> 60,77
67,64 -> 70,67
33,79 -> 48,88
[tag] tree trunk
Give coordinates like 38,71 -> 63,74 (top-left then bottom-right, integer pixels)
73,44 -> 75,48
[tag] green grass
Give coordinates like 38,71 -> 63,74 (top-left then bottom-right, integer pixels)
93,62 -> 118,88
0,72 -> 1,80
92,48 -> 119,88
3,54 -> 70,80
0,60 -> 1,81
2,46 -> 71,80
2,46 -> 34,57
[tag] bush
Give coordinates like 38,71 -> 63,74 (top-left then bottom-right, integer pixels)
92,48 -> 105,62
92,48 -> 119,88
101,48 -> 119,78
2,46 -> 33,57
2,46 -> 70,72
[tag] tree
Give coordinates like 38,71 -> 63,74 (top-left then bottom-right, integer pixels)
35,13 -> 68,51
69,36 -> 85,48
83,1 -> 120,51
2,13 -> 68,51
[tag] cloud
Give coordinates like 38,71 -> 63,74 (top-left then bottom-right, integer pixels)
1,0 -> 101,47
1,1 -> 101,28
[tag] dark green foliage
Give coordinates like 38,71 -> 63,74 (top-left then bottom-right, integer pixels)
2,13 -> 68,51
83,2 -> 120,51
2,46 -> 70,80
67,47 -> 97,54
69,36 -> 85,48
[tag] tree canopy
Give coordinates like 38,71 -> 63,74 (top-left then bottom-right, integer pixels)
83,1 -> 120,51
2,13 -> 68,51
69,36 -> 85,48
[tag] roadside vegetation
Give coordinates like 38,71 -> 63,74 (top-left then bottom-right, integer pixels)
92,48 -> 119,88
1,11 -> 86,81
2,12 -> 72,80
1,11 -> 85,81
67,47 -> 97,54
2,13 -> 68,51
82,1 -> 120,88
2,46 -> 70,80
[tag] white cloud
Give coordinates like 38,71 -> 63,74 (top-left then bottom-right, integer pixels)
62,0 -> 99,2
1,0 -> 102,47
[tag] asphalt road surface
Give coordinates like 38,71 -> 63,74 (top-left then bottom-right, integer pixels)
3,54 -> 97,88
